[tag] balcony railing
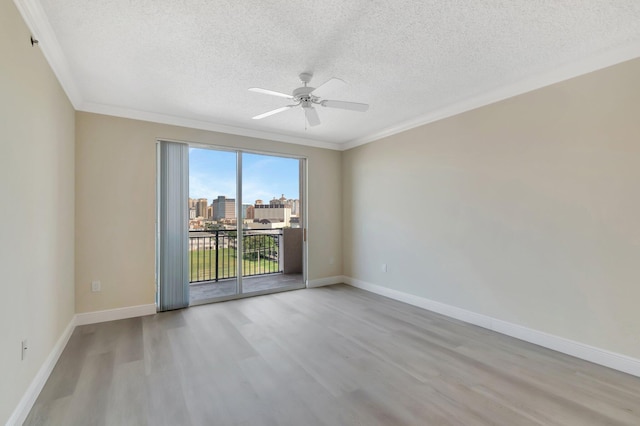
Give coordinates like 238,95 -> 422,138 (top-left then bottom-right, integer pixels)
189,229 -> 282,283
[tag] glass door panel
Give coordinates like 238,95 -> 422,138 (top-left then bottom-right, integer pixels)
240,152 -> 305,295
188,148 -> 238,304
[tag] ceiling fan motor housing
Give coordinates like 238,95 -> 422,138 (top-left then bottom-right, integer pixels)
294,72 -> 317,106
293,86 -> 316,103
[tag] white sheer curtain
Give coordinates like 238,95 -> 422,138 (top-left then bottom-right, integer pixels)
157,141 -> 189,311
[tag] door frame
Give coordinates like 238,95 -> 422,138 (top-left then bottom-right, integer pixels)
159,139 -> 308,305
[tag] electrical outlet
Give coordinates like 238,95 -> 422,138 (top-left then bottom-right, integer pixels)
21,339 -> 28,360
382,263 -> 387,273
329,257 -> 335,265
91,280 -> 101,292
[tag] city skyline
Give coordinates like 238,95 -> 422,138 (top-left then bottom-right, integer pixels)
189,148 -> 300,205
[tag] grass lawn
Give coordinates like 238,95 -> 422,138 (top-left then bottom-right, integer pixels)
189,248 -> 280,282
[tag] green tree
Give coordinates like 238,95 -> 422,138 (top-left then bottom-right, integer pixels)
204,223 -> 221,231
243,234 -> 277,261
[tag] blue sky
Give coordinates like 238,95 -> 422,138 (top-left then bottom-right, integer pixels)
189,148 -> 300,204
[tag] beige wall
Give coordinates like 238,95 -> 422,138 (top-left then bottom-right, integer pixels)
343,58 -> 640,359
0,2 -> 76,423
75,112 -> 342,313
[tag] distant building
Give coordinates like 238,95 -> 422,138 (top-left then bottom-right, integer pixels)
189,218 -> 205,230
242,204 -> 252,219
196,198 -> 208,218
289,216 -> 300,228
212,195 -> 235,220
267,194 -> 300,216
246,205 -> 255,219
254,201 -> 291,226
190,196 -> 296,223
289,199 -> 300,216
245,221 -> 288,230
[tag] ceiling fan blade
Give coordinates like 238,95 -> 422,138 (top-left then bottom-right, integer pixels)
252,105 -> 293,120
249,87 -> 294,99
321,100 -> 369,112
310,77 -> 346,98
304,107 -> 321,127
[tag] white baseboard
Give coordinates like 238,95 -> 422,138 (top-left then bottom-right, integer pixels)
75,303 -> 157,326
7,303 -> 158,424
6,318 -> 76,426
306,275 -> 346,288
344,277 -> 640,378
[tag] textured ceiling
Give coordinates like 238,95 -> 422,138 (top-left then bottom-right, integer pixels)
19,0 -> 640,149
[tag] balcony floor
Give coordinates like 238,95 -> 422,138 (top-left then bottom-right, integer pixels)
189,273 -> 304,304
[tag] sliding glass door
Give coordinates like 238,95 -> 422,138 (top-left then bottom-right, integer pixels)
240,152 -> 305,296
186,146 -> 305,306
187,148 -> 239,303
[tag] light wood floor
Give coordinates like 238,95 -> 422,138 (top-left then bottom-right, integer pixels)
25,285 -> 640,425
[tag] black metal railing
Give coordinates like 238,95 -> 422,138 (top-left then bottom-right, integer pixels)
188,229 -> 282,283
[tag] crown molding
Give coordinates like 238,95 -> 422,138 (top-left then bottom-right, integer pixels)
342,40 -> 640,151
15,0 -> 640,152
79,102 -> 343,151
13,0 -> 83,108
13,0 -> 340,150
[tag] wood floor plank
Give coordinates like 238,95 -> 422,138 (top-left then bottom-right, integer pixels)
104,360 -> 147,426
24,285 -> 640,425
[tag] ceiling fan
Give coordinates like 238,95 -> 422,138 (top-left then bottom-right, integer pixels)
249,72 -> 369,127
